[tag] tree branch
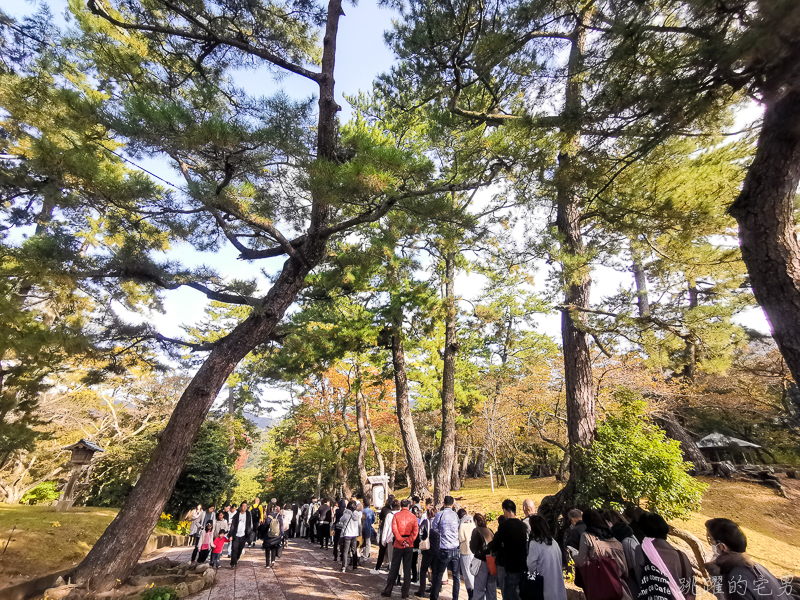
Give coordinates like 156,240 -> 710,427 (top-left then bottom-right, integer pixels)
86,0 -> 322,83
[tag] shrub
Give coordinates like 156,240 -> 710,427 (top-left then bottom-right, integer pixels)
21,482 -> 61,505
579,388 -> 707,520
141,586 -> 179,600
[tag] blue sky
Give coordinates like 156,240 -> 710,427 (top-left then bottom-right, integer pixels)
5,0 -> 772,411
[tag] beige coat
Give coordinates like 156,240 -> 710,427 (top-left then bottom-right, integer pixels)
459,521 -> 476,555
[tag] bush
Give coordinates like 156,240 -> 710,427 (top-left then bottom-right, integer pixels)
579,388 -> 708,520
141,587 -> 179,600
21,481 -> 61,505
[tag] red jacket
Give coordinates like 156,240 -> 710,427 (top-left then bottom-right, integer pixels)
392,508 -> 419,550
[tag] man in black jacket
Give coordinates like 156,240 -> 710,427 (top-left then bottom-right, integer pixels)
562,509 -> 586,553
228,502 -> 253,568
317,499 -> 333,548
488,499 -> 528,600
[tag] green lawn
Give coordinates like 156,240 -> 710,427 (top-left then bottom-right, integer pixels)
0,505 -> 174,586
398,475 -> 800,578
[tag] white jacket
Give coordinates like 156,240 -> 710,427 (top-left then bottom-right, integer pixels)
381,511 -> 399,545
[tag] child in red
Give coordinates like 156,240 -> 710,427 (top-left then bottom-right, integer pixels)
210,530 -> 227,569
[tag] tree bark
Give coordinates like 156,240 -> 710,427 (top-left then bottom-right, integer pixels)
450,445 -> 462,491
389,450 -> 397,492
434,250 -> 458,505
539,7 -> 595,529
364,398 -> 385,476
631,244 -> 650,318
653,415 -> 711,474
729,86 -> 800,386
71,0 -> 344,589
390,305 -> 430,497
683,281 -> 699,381
354,378 -> 371,497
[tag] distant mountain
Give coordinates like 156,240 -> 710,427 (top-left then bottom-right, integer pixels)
245,413 -> 274,430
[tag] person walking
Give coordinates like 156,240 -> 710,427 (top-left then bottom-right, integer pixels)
526,515 -> 567,600
469,513 -> 496,600
210,528 -> 227,570
195,522 -> 214,564
632,513 -> 693,600
382,499 -> 420,599
309,497 -> 321,542
704,518 -> 784,600
340,500 -> 363,572
374,498 -> 399,573
290,502 -> 299,538
317,498 -> 333,549
226,505 -> 236,558
488,500 -> 528,600
410,505 -> 422,584
333,499 -> 346,561
187,505 -> 204,547
415,506 -> 437,598
261,502 -> 284,568
458,511 -> 476,599
281,503 -> 294,547
250,497 -> 265,547
228,502 -> 253,568
362,493 -> 377,564
373,496 -> 396,573
576,508 -> 632,600
429,496 -> 461,600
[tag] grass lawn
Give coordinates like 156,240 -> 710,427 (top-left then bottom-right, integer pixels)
0,505 -> 174,587
397,475 -> 800,578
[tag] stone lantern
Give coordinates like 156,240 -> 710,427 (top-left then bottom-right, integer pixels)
56,439 -> 104,512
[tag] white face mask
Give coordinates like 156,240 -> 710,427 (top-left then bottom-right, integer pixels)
711,542 -> 727,557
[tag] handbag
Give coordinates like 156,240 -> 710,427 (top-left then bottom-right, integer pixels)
519,571 -> 544,600
419,522 -> 431,551
469,557 -> 482,577
485,555 -> 498,576
578,556 -> 624,600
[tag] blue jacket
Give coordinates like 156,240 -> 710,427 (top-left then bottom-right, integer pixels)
431,508 -> 460,550
363,507 -> 376,533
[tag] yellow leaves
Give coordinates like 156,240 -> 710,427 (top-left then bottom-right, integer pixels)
51,521 -> 61,527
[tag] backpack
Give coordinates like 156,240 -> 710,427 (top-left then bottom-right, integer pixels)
267,515 -> 281,539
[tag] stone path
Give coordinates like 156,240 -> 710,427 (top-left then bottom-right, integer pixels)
153,540 -> 466,600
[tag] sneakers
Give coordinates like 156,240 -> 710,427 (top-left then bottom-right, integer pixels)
341,567 -> 346,573
370,569 -> 382,575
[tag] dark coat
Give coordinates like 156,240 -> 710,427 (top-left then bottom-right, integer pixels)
229,510 -> 253,539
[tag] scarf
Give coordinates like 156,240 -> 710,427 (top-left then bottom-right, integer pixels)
642,538 -> 685,600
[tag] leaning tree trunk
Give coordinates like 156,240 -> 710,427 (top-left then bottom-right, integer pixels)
434,250 -> 459,505
729,86 -> 800,386
71,0 -> 343,589
538,7 -> 595,529
653,415 -> 711,474
390,306 -> 430,496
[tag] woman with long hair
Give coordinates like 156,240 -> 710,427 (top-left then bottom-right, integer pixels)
526,515 -> 567,600
469,513 -> 496,600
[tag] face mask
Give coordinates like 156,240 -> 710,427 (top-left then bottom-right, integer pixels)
711,543 -> 726,557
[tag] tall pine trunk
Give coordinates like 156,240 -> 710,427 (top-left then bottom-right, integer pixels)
539,6 -> 595,526
390,306 -> 430,496
729,87 -> 800,385
71,0 -> 343,589
434,251 -> 458,505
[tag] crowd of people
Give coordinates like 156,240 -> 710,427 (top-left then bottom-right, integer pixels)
183,495 -> 793,600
